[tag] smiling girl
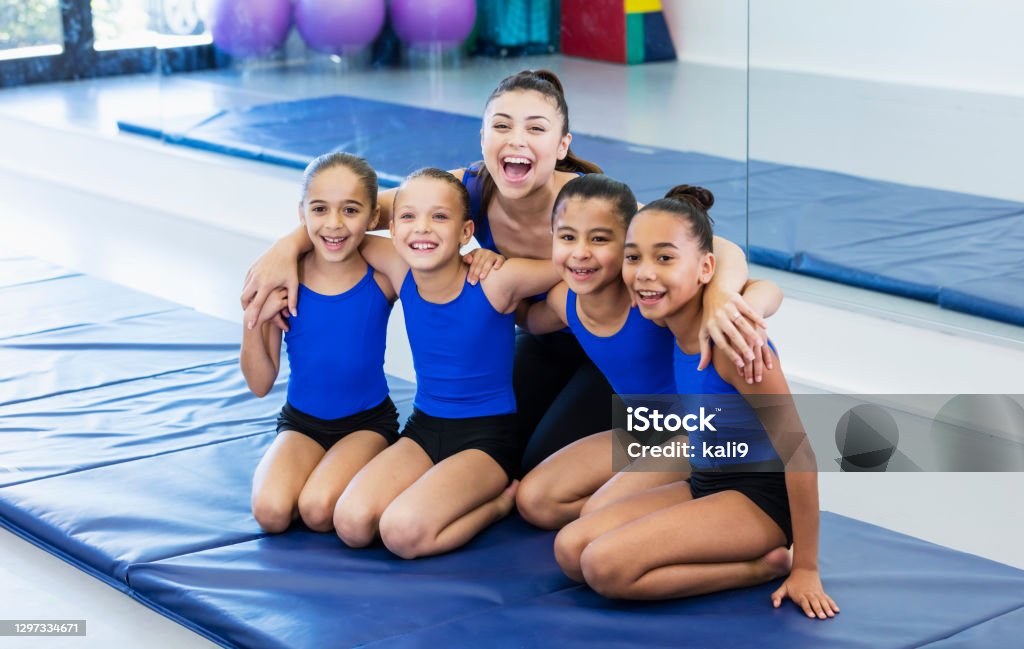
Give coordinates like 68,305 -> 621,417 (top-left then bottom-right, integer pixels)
241,153 -> 399,534
332,168 -> 560,558
551,186 -> 837,620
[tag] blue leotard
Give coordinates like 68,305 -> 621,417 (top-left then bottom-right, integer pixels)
400,270 -> 516,418
284,266 -> 391,420
674,342 -> 781,469
565,289 -> 676,395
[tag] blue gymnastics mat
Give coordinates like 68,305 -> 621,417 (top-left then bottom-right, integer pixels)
2,253 -> 1024,648
118,94 -> 1024,327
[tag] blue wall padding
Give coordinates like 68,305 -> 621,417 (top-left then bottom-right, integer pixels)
0,274 -> 179,340
939,269 -> 1024,325
797,210 -> 1024,316
0,309 -> 240,406
3,254 -> 1024,648
117,95 -> 1024,325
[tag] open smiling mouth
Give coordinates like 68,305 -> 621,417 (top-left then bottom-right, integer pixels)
322,235 -> 348,250
409,241 -> 439,252
635,290 -> 667,304
569,267 -> 598,280
502,156 -> 532,182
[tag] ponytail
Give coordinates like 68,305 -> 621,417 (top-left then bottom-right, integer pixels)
477,69 -> 602,210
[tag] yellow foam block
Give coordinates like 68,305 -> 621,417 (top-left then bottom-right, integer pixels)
625,0 -> 662,13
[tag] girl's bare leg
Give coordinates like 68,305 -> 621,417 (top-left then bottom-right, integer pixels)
379,450 -> 515,559
580,491 -> 790,600
332,438 -> 433,547
517,431 -> 616,530
295,430 -> 390,532
251,431 -> 325,533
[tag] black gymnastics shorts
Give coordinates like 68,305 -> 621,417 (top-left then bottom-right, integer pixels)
276,398 -> 400,451
689,466 -> 793,547
401,408 -> 520,481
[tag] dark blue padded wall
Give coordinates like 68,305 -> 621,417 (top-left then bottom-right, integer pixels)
3,253 -> 1023,648
118,95 -> 1024,326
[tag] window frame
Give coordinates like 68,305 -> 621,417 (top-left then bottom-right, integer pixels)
0,0 -> 222,88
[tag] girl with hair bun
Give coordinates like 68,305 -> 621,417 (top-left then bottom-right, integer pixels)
240,70 -> 769,477
553,185 -> 837,620
516,175 -> 783,530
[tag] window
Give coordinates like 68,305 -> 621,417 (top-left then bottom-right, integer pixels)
0,0 -> 219,88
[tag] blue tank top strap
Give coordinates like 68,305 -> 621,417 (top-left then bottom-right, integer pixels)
565,289 -> 676,395
673,340 -> 781,469
462,164 -> 498,253
284,264 -> 392,420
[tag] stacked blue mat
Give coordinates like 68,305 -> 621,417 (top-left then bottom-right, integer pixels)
118,94 -> 1024,327
3,249 -> 1024,648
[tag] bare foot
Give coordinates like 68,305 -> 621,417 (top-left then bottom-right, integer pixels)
754,546 -> 793,582
495,480 -> 520,518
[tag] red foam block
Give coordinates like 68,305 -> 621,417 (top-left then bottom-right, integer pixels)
560,0 -> 626,64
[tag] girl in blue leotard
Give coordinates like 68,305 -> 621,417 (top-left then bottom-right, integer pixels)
516,175 -> 783,530
241,70 -> 770,478
241,153 -> 400,534
553,185 -> 838,620
332,168 -> 561,559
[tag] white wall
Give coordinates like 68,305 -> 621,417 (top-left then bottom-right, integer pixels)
662,0 -> 1024,96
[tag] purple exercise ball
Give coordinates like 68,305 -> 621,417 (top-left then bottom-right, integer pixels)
209,0 -> 292,58
390,0 -> 477,47
295,0 -> 386,54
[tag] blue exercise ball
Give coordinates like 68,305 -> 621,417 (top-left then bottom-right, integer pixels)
209,0 -> 292,58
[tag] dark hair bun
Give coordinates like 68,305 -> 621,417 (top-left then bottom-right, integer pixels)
531,69 -> 566,95
665,184 -> 714,210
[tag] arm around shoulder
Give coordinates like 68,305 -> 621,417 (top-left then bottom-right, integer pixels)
524,282 -> 569,334
481,258 -> 560,314
360,233 -> 409,291
741,279 -> 783,319
709,235 -> 748,294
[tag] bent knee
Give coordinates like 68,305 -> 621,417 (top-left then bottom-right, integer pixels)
580,542 -> 634,599
252,496 -> 294,534
297,492 -> 337,532
379,509 -> 434,560
516,477 -> 565,530
333,500 -> 380,548
553,525 -> 589,581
